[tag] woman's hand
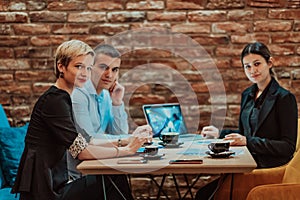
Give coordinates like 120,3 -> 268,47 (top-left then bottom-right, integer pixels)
119,136 -> 147,156
224,133 -> 247,146
119,124 -> 152,156
132,124 -> 153,143
201,125 -> 219,139
120,125 -> 153,146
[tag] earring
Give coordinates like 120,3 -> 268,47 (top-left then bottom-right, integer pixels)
59,72 -> 64,78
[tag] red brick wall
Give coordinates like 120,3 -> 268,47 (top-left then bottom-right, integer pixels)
0,0 -> 300,132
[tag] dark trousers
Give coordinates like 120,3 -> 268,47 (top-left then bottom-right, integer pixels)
20,175 -> 134,200
195,178 -> 220,200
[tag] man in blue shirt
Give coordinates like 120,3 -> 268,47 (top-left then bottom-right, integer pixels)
69,44 -> 152,182
71,44 -> 128,138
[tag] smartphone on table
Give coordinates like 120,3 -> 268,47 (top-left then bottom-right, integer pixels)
169,159 -> 203,164
117,158 -> 148,164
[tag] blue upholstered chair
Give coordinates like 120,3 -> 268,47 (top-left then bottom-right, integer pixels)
0,104 -> 20,199
0,105 -> 10,128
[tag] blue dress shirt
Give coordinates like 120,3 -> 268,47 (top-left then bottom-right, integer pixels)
71,80 -> 129,137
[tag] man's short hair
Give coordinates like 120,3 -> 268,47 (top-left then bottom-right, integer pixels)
93,44 -> 121,58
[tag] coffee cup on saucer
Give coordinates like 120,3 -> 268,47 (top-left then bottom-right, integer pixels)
208,141 -> 230,153
144,145 -> 159,155
159,132 -> 179,144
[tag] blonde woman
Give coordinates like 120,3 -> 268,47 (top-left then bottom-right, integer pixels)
12,40 -> 149,200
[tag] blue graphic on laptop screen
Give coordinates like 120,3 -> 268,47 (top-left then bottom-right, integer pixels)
145,105 -> 187,137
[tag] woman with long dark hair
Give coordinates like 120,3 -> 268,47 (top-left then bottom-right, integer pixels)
196,42 -> 298,199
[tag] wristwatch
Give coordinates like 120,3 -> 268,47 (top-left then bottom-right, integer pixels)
118,138 -> 122,147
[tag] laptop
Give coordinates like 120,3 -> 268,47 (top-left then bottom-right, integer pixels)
142,103 -> 199,139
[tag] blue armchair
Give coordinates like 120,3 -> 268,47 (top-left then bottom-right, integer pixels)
0,105 -> 10,128
0,105 -> 22,200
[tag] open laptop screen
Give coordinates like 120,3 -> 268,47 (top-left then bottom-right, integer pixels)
143,103 -> 188,137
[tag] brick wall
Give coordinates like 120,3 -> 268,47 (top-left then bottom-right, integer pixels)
1,0 -> 300,132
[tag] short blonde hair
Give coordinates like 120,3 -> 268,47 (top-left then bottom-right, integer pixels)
54,40 -> 94,78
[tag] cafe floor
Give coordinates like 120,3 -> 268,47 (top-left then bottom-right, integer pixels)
130,174 -> 220,199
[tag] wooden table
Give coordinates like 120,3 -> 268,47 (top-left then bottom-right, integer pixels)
77,139 -> 257,175
77,138 -> 257,199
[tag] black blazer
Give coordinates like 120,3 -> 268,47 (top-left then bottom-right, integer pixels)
221,79 -> 298,168
12,86 -> 84,200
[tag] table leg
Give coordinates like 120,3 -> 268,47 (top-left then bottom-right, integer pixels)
184,174 -> 194,199
181,174 -> 201,200
172,174 -> 182,199
127,174 -> 132,193
101,175 -> 107,200
230,173 -> 234,200
148,174 -> 170,200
